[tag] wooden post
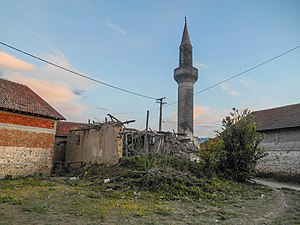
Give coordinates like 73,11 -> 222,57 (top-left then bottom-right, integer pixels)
145,110 -> 149,131
156,97 -> 167,131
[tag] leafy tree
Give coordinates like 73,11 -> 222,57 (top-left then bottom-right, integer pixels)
200,108 -> 266,181
217,108 -> 266,181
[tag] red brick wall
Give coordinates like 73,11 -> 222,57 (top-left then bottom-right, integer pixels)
0,128 -> 55,148
0,111 -> 55,129
0,111 -> 57,178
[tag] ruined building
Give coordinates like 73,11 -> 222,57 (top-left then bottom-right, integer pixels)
174,18 -> 198,136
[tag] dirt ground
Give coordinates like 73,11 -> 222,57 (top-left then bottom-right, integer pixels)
0,178 -> 299,224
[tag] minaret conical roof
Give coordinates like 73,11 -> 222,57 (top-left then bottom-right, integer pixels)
180,17 -> 192,47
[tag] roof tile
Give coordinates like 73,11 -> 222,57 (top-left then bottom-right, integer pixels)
0,78 -> 65,120
252,103 -> 300,131
56,121 -> 88,136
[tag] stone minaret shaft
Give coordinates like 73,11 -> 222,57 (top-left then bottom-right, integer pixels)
174,18 -> 198,135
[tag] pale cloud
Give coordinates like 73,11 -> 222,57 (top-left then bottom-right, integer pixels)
193,105 -> 229,138
105,20 -> 126,35
0,51 -> 35,72
194,62 -> 210,69
10,74 -> 85,118
3,51 -> 95,121
76,0 -> 99,12
221,83 -> 240,96
37,49 -> 94,89
163,105 -> 227,138
194,105 -> 209,118
240,78 -> 253,86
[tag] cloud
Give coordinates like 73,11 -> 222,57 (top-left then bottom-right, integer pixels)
96,107 -> 109,111
194,105 -> 209,118
105,20 -> 126,35
37,49 -> 94,89
221,83 -> 240,96
240,78 -> 253,86
3,51 -> 95,121
72,89 -> 85,96
76,0 -> 99,12
0,51 -> 35,72
10,74 -> 85,118
193,105 -> 230,138
194,62 -> 210,69
162,105 -> 228,138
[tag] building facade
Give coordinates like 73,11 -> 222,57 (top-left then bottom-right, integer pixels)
174,18 -> 198,136
253,103 -> 300,179
0,79 -> 65,178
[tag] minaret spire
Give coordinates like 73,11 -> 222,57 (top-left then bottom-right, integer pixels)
180,17 -> 192,47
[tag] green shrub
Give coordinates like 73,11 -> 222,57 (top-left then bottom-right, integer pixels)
200,108 -> 267,182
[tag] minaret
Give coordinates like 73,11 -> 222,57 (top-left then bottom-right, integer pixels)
174,18 -> 198,135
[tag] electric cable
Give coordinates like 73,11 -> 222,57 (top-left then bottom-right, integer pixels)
0,41 -> 157,100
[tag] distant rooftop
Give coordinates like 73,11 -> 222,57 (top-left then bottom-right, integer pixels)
252,103 -> 300,131
56,121 -> 88,136
0,78 -> 65,120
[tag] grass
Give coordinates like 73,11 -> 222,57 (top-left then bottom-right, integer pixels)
0,155 -> 299,224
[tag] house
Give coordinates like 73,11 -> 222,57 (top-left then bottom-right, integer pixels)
0,78 -> 65,178
252,103 -> 300,179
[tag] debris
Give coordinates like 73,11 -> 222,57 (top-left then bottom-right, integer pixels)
103,178 -> 110,183
69,176 -> 79,181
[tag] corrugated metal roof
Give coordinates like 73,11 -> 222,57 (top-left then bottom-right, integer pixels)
252,103 -> 300,131
0,78 -> 65,120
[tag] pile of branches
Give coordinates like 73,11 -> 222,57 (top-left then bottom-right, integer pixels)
65,154 -> 232,200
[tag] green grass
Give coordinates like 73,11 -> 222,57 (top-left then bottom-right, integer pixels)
0,155 -> 299,224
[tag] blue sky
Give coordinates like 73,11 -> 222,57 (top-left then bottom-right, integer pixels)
1,0 -> 299,137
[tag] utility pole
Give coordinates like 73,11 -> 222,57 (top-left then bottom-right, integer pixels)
145,110 -> 149,131
156,97 -> 167,131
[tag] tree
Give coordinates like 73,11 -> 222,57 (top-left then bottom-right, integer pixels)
217,108 -> 266,181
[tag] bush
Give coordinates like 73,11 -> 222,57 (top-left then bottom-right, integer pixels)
201,108 -> 266,182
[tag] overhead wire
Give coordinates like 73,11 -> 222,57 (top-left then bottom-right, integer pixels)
166,45 -> 300,107
0,41 -> 157,100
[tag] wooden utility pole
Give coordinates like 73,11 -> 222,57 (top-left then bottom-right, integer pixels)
145,110 -> 149,131
156,97 -> 167,131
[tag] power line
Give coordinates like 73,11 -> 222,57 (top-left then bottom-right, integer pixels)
167,45 -> 300,106
0,41 -> 157,100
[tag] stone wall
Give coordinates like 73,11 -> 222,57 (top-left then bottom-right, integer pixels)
177,81 -> 194,134
0,111 -> 56,178
257,127 -> 300,176
65,124 -> 123,167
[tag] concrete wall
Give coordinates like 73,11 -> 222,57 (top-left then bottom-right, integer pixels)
0,111 -> 56,178
257,127 -> 300,176
65,124 -> 123,167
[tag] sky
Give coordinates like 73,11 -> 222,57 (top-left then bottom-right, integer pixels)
0,0 -> 300,137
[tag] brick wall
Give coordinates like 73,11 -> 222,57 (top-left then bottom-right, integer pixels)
0,111 -> 56,178
257,127 -> 300,176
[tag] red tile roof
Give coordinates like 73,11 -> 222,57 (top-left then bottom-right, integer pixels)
56,121 -> 88,136
0,78 -> 65,120
252,103 -> 300,131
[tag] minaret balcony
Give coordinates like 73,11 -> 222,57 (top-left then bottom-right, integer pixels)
174,66 -> 198,84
